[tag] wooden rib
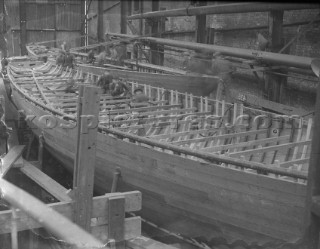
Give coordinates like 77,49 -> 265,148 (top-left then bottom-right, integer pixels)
31,71 -> 51,105
291,118 -> 303,161
297,118 -> 312,171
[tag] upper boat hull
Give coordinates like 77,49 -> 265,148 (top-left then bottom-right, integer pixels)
10,84 -> 308,246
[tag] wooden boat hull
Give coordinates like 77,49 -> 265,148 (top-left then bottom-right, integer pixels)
10,85 -> 308,246
79,64 -> 222,98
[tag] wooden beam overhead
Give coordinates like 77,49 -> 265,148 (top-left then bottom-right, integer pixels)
127,3 -> 319,20
107,32 -> 315,70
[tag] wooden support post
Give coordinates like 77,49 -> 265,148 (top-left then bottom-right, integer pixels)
19,0 -> 27,55
139,0 -> 144,36
266,10 -> 286,103
11,208 -> 18,249
80,0 -> 86,46
38,133 -> 44,169
195,1 -> 207,43
111,168 -> 121,193
108,196 -> 125,249
73,85 -> 100,231
150,0 -> 164,65
97,0 -> 104,45
25,133 -> 35,160
0,0 -> 7,58
305,73 -> 320,249
120,0 -> 128,34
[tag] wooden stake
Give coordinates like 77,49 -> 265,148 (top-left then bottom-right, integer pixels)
108,196 -> 125,249
73,85 -> 100,231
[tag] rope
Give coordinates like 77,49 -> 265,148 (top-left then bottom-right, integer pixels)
128,212 -> 210,249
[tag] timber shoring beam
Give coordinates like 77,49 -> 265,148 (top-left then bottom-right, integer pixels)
73,85 -> 100,231
127,3 -> 319,20
106,32 -> 315,70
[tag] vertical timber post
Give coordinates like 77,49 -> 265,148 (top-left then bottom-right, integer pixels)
150,0 -> 164,66
97,0 -> 104,49
19,0 -> 27,55
120,0 -> 127,34
0,0 -> 8,57
195,1 -> 207,44
266,10 -> 285,103
80,0 -> 86,46
305,64 -> 320,249
38,133 -> 44,170
73,85 -> 100,231
150,0 -> 159,65
108,196 -> 125,249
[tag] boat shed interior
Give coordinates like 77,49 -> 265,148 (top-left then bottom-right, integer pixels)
1,1 -> 320,249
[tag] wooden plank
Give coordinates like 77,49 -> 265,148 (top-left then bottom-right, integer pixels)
108,196 -> 125,248
101,104 -> 182,115
78,64 -> 220,97
109,107 -> 196,117
91,216 -> 141,242
19,160 -> 72,202
230,89 -> 308,116
149,126 -> 221,140
103,111 -> 211,126
0,191 -> 141,234
170,129 -> 267,146
279,158 -> 310,168
73,85 -> 101,231
0,146 -> 25,177
127,236 -> 177,249
201,135 -> 290,153
229,140 -> 311,158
